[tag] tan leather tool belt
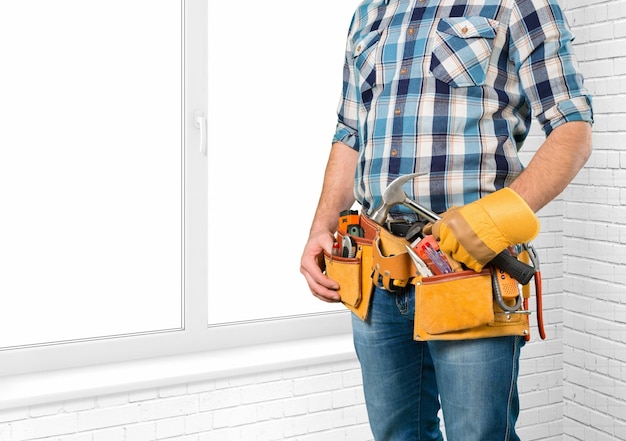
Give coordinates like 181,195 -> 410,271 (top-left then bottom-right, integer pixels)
323,212 -> 542,341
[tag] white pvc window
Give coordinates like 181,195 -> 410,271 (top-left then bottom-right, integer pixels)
206,0 -> 358,325
0,0 -> 183,349
0,0 -> 357,377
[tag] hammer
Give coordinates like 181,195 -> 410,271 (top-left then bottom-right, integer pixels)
368,173 -> 535,285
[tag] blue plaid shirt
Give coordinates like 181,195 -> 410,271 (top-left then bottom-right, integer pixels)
333,0 -> 593,214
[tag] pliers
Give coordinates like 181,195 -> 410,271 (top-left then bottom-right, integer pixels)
405,245 -> 433,277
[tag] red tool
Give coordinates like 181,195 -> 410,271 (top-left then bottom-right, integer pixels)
522,243 -> 545,340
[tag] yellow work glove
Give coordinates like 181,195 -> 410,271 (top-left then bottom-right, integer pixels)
432,188 -> 540,272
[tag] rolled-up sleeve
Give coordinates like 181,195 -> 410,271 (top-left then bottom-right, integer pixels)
509,0 -> 593,136
333,121 -> 359,150
332,19 -> 362,151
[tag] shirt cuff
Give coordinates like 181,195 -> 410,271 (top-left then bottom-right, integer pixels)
332,123 -> 359,151
541,95 -> 594,136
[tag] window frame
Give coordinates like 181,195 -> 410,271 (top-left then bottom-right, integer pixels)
0,0 -> 351,378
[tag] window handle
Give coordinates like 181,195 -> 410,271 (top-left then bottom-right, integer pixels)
194,111 -> 207,155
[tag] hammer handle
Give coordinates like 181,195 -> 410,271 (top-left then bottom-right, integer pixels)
490,250 -> 535,285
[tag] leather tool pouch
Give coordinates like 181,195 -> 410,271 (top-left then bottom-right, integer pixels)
371,227 -> 413,292
323,214 -> 378,321
323,213 -> 415,320
413,268 -> 530,341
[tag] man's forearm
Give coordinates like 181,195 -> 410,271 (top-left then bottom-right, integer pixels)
510,121 -> 592,212
309,142 -> 359,235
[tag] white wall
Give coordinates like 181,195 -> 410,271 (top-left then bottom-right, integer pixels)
0,360 -> 372,441
561,1 -> 626,440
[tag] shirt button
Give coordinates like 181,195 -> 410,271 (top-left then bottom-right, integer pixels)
394,108 -> 401,115
391,149 -> 398,157
461,26 -> 468,34
408,28 -> 414,35
356,44 -> 362,53
400,67 -> 407,75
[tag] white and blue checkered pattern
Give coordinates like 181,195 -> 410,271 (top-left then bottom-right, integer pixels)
332,0 -> 593,214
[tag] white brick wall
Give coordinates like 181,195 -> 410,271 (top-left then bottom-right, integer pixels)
0,360 -> 373,441
516,123 -> 567,441
562,1 -> 626,441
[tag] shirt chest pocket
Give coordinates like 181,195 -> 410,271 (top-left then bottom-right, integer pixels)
353,31 -> 381,102
429,16 -> 499,88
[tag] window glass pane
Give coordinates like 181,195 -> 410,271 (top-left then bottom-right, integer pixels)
0,0 -> 183,348
206,0 -> 359,324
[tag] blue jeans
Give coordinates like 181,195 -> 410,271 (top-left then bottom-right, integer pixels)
352,285 -> 525,441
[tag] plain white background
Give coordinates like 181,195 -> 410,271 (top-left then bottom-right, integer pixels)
0,0 -> 183,348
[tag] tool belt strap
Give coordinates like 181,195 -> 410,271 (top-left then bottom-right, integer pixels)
368,217 -> 415,291
372,237 -> 414,288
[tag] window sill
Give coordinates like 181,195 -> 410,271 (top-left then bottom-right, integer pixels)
0,333 -> 356,410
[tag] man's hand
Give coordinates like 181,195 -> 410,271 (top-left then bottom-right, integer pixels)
300,229 -> 341,303
300,141 -> 359,303
431,188 -> 540,272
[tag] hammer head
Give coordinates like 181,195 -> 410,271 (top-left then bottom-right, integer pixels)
368,172 -> 425,224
